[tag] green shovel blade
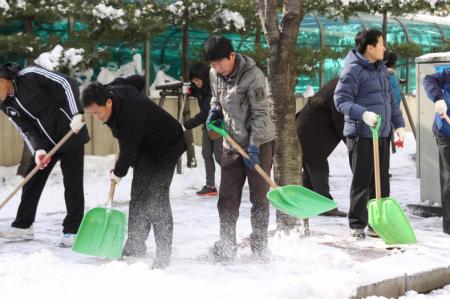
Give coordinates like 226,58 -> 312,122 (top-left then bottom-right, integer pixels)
268,185 -> 337,218
367,197 -> 417,244
72,207 -> 127,259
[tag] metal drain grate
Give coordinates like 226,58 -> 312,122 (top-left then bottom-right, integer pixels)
321,241 -> 401,262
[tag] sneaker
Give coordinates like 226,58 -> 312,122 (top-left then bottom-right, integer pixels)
366,227 -> 380,238
350,228 -> 366,240
196,185 -> 218,196
59,233 -> 76,248
322,208 -> 347,217
0,226 -> 34,241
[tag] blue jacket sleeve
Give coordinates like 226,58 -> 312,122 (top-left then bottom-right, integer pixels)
423,71 -> 447,102
334,70 -> 366,120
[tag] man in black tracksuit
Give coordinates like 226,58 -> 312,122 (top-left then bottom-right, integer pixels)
0,63 -> 89,246
82,77 -> 186,269
183,62 -> 222,196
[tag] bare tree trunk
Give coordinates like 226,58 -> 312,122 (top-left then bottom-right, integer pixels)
382,10 -> 388,43
145,39 -> 151,97
181,9 -> 196,168
255,22 -> 262,54
258,0 -> 304,229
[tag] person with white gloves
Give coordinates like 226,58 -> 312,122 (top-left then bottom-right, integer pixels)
0,63 -> 89,247
423,69 -> 450,235
70,114 -> 85,133
334,29 -> 405,240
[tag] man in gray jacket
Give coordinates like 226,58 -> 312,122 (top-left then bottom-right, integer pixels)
204,35 -> 275,263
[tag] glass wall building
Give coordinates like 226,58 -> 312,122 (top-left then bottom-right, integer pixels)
152,13 -> 450,94
1,13 -> 448,94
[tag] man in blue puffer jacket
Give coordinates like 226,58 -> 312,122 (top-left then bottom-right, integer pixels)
334,29 -> 405,239
423,68 -> 450,235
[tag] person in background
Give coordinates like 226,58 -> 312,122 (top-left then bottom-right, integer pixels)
423,68 -> 450,235
82,76 -> 186,269
384,51 -> 402,107
204,35 -> 275,262
183,62 -> 223,196
334,29 -> 406,239
296,77 -> 347,217
0,63 -> 89,247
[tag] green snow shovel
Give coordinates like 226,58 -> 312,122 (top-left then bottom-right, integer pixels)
72,180 -> 127,259
367,115 -> 417,245
207,121 -> 337,219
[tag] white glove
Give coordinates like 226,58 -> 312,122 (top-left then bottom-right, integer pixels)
70,114 -> 84,133
362,111 -> 378,127
110,171 -> 121,184
435,99 -> 447,117
35,149 -> 50,169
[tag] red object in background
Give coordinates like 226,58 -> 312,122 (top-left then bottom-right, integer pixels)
394,139 -> 404,148
182,83 -> 192,95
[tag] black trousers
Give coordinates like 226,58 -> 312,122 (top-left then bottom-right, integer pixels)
125,156 -> 176,263
218,142 -> 273,252
346,137 -> 390,229
303,159 -> 333,199
12,146 -> 85,234
436,136 -> 450,228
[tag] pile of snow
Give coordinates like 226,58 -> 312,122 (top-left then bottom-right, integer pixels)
96,54 -> 143,84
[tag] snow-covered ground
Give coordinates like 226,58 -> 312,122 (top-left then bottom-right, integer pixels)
1,132 -> 450,299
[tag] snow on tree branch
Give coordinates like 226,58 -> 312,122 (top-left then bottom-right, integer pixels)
92,3 -> 127,30
0,0 -> 9,12
167,1 -> 184,18
34,45 -> 84,71
219,9 -> 245,31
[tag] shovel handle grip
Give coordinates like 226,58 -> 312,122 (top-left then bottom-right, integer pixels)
0,129 -> 76,210
108,180 -> 116,207
443,114 -> 450,125
225,135 -> 278,189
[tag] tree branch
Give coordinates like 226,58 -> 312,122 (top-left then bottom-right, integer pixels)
258,0 -> 280,47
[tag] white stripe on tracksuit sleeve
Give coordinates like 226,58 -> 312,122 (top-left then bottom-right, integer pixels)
18,67 -> 79,115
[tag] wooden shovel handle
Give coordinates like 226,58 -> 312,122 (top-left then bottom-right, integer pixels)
108,180 -> 116,207
0,129 -> 75,210
443,114 -> 450,125
373,136 -> 382,200
225,135 -> 278,189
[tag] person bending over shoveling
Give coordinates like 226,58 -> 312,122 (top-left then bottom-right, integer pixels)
82,77 -> 186,269
0,63 -> 89,248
